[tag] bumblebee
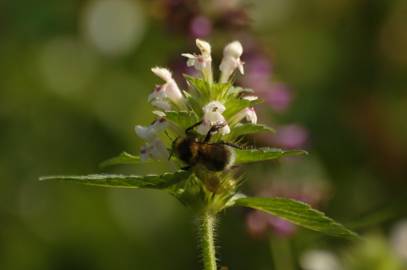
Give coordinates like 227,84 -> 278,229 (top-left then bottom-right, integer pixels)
171,122 -> 237,172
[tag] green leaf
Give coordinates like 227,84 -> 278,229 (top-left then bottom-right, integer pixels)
166,111 -> 199,129
184,75 -> 211,100
99,152 -> 141,168
227,86 -> 254,97
223,97 -> 262,119
235,197 -> 359,239
229,123 -> 275,138
223,98 -> 251,119
212,81 -> 232,101
183,91 -> 203,117
234,147 -> 307,164
39,170 -> 190,189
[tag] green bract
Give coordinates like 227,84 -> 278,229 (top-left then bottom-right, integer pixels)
41,39 -> 357,270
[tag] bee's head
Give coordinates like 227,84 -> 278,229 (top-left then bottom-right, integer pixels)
171,135 -> 199,164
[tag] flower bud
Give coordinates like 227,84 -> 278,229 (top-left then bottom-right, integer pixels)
196,39 -> 211,56
219,41 -> 244,83
149,67 -> 184,110
230,96 -> 258,125
223,41 -> 243,58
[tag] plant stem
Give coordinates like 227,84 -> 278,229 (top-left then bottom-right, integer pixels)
199,211 -> 217,270
269,235 -> 295,270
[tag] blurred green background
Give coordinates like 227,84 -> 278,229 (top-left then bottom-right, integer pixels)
1,0 -> 406,269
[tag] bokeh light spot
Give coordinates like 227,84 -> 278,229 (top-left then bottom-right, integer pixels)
82,0 -> 146,56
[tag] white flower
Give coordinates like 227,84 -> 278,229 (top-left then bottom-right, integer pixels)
148,67 -> 183,110
135,118 -> 167,141
196,39 -> 211,56
182,39 -> 213,82
231,107 -> 257,125
197,101 -> 230,136
244,107 -> 257,124
151,66 -> 172,81
219,41 -> 244,83
203,100 -> 226,114
140,138 -> 169,161
182,53 -> 211,71
136,117 -> 169,161
230,96 -> 258,124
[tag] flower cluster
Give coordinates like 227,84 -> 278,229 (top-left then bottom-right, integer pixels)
135,39 -> 257,164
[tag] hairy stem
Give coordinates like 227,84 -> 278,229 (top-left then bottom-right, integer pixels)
199,211 -> 217,270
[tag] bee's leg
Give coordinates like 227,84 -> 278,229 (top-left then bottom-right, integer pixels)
204,123 -> 226,143
168,136 -> 179,160
185,121 -> 203,135
220,141 -> 242,149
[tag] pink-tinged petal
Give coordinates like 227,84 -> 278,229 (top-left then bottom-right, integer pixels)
165,80 -> 183,102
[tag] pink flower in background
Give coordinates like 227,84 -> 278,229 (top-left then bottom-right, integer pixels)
246,210 -> 298,238
264,83 -> 293,112
246,176 -> 330,238
190,16 -> 212,37
241,50 -> 272,93
241,49 -> 293,112
271,124 -> 309,149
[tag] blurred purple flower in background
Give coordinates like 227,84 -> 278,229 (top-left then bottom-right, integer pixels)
271,124 -> 310,149
246,163 -> 331,239
190,16 -> 212,38
241,49 -> 293,112
264,83 -> 293,113
155,0 -> 249,38
246,210 -> 297,238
